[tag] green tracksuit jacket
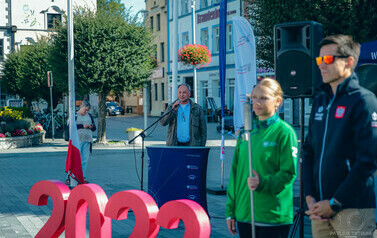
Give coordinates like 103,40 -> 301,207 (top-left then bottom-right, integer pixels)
226,113 -> 298,224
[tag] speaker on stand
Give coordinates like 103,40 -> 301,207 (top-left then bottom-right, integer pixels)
274,21 -> 323,238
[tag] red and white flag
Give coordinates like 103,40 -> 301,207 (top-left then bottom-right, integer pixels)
65,117 -> 84,184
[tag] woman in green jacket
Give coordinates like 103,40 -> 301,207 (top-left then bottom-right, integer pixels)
226,78 -> 298,238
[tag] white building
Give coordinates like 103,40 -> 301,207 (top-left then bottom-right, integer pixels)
167,0 -> 241,111
0,0 -> 96,105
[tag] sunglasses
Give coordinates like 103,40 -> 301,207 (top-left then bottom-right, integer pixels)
316,55 -> 349,66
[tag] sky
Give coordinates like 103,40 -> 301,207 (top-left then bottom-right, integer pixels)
122,0 -> 146,17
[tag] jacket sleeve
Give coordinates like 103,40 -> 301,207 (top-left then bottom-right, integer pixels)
160,104 -> 176,126
200,108 -> 207,146
225,133 -> 243,218
334,94 -> 377,206
256,127 -> 298,195
302,102 -> 317,198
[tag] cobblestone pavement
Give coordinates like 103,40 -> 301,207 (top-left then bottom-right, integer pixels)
0,115 -> 312,237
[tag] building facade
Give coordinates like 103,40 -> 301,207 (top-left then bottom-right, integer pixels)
167,0 -> 242,111
146,0 -> 169,116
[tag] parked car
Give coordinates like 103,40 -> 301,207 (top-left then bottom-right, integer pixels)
106,102 -> 124,116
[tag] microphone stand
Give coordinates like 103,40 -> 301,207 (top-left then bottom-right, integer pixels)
244,97 -> 256,238
128,104 -> 178,191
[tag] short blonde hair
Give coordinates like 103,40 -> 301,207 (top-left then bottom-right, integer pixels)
257,78 -> 283,101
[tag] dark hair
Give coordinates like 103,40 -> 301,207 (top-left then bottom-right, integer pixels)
319,34 -> 360,71
81,100 -> 91,109
178,83 -> 191,92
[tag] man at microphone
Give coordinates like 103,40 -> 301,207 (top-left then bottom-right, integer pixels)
160,83 -> 207,147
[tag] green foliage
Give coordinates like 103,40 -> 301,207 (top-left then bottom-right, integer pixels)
250,0 -> 377,67
0,119 -> 32,134
7,107 -> 33,119
1,38 -> 65,107
50,9 -> 155,96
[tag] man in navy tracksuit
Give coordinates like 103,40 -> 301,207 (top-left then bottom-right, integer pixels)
303,34 -> 377,237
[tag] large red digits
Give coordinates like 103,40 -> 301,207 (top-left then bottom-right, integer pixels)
65,184 -> 111,238
28,180 -> 71,238
104,190 -> 160,238
156,199 -> 211,238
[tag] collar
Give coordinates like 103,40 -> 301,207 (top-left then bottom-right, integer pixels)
254,113 -> 280,129
320,72 -> 359,98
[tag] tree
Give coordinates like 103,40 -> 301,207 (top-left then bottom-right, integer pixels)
50,10 -> 155,143
1,38 -> 65,108
248,0 -> 377,67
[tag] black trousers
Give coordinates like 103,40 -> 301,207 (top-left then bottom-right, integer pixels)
237,221 -> 291,238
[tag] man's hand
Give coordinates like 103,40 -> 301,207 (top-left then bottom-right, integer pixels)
247,170 -> 260,191
305,196 -> 326,221
226,218 -> 237,235
305,199 -> 335,220
172,100 -> 181,111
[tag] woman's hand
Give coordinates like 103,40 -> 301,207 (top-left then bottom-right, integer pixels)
247,170 -> 260,191
226,218 -> 237,235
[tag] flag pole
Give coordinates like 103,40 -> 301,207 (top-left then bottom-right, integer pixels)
67,0 -> 75,132
67,0 -> 78,186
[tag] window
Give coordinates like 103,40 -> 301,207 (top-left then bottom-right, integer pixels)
228,79 -> 235,110
157,14 -> 161,31
150,16 -> 154,31
227,24 -> 233,51
200,29 -> 208,47
47,14 -> 62,29
200,0 -> 208,8
154,83 -> 158,100
0,39 -> 3,61
182,0 -> 189,14
213,0 -> 220,3
154,44 -> 157,61
160,42 -> 165,62
161,83 -> 165,100
213,27 -> 219,53
182,32 -> 189,47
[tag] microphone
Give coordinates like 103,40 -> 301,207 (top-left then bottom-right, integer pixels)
172,99 -> 181,109
244,96 -> 252,131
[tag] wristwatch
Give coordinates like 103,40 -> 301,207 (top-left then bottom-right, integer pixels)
329,198 -> 342,212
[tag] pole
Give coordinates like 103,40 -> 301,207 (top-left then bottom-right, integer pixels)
299,98 -> 305,238
244,98 -> 255,237
49,71 -> 55,140
68,0 -> 75,127
143,86 -> 148,135
192,0 -> 197,103
172,0 -> 179,101
219,0 -> 227,189
67,0 -> 76,187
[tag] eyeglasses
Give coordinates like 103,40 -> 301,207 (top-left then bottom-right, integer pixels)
316,55 -> 349,66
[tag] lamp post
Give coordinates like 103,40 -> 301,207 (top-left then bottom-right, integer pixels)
191,0 -> 197,103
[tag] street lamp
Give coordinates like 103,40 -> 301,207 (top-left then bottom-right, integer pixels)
191,0 -> 198,103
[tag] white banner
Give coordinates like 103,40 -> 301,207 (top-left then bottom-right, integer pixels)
232,16 -> 257,131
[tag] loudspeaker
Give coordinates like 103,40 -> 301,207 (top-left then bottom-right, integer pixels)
274,21 -> 323,97
356,64 -> 377,96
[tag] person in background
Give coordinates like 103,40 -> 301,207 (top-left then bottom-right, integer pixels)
160,83 -> 207,147
76,100 -> 96,182
226,78 -> 298,238
303,34 -> 377,237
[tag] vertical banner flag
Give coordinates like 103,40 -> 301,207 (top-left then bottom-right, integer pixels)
65,116 -> 84,184
232,16 -> 257,131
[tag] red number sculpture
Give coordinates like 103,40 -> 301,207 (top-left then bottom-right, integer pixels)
65,184 -> 112,238
105,190 -> 160,238
156,199 -> 211,238
28,180 -> 71,238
